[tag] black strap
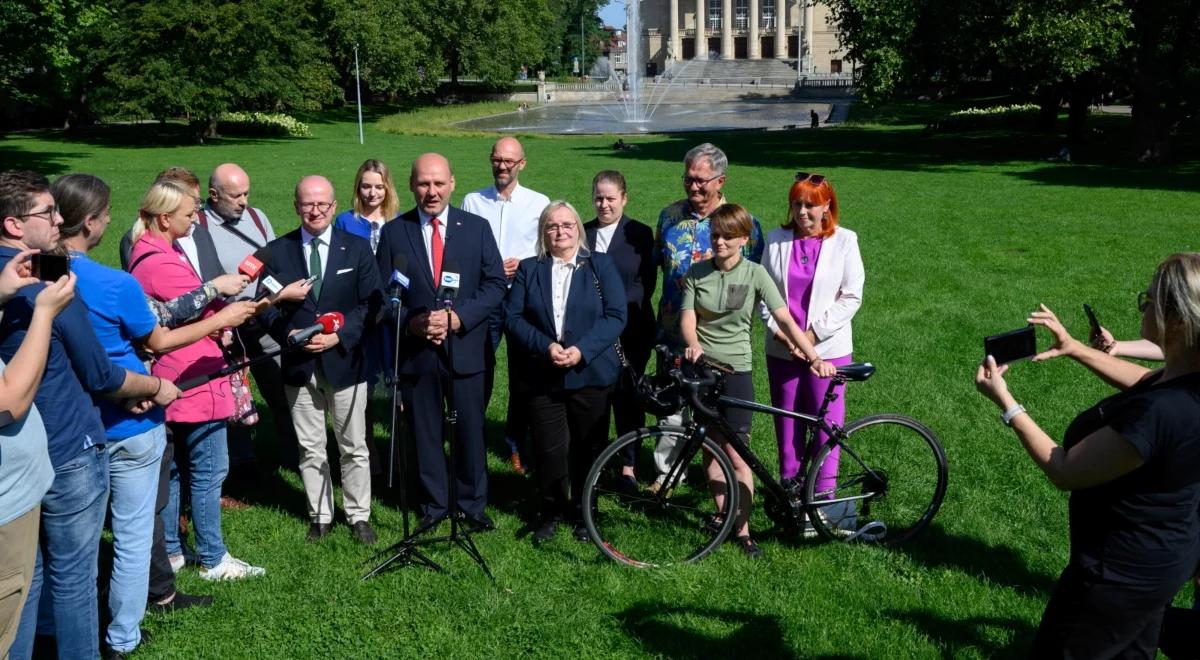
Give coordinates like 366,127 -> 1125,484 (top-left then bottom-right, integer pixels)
587,259 -> 630,369
201,208 -> 269,250
128,247 -> 166,274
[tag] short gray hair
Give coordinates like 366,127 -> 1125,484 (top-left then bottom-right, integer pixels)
684,143 -> 727,177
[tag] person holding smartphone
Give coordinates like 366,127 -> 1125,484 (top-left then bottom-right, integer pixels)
974,253 -> 1200,656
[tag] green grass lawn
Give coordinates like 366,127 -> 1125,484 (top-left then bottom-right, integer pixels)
3,102 -> 1199,658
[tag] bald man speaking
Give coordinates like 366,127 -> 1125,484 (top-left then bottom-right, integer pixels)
376,153 -> 506,531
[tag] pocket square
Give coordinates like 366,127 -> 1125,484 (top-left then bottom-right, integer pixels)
336,268 -> 354,275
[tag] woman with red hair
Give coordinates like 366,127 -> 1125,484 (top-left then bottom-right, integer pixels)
759,173 -> 864,515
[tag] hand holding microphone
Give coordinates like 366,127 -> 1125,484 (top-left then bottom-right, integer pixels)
290,311 -> 345,353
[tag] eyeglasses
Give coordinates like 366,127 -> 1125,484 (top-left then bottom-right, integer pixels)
794,172 -> 827,185
297,201 -> 335,214
17,205 -> 58,222
1137,291 -> 1153,313
711,232 -> 745,241
682,173 -> 722,188
490,157 -> 524,169
544,223 -> 576,234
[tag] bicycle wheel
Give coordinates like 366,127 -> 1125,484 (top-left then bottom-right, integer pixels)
804,414 -> 947,544
582,426 -> 738,568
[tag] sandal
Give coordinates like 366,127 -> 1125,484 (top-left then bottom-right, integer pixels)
734,535 -> 763,559
704,514 -> 725,534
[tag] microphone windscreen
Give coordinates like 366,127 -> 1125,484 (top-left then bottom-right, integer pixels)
238,254 -> 264,279
318,311 -> 345,333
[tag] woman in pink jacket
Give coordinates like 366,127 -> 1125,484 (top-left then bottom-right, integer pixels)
129,180 -> 266,581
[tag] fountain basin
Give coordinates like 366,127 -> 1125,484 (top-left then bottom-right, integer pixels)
456,101 -> 835,135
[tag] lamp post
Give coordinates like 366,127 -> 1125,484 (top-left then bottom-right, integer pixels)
354,43 -> 364,145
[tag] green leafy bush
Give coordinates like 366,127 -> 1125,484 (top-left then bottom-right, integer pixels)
931,103 -> 1040,131
207,112 -> 312,138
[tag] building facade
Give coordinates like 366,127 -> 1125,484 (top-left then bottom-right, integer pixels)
638,0 -> 849,75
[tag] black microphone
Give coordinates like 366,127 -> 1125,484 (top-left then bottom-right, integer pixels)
388,254 -> 409,309
436,260 -> 460,311
288,312 -> 345,346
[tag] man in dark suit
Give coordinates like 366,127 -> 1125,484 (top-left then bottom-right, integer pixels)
259,175 -> 381,544
375,153 -> 506,531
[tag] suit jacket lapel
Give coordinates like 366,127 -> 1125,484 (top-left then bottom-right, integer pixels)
318,231 -> 350,307
562,258 -> 592,340
536,256 -> 554,329
402,212 -> 434,291
443,208 -> 468,282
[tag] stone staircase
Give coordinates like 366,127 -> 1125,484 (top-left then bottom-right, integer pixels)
665,59 -> 799,86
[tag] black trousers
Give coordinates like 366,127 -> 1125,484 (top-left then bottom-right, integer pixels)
1031,564 -> 1182,658
528,385 -> 613,520
146,441 -> 175,603
612,335 -> 652,467
402,367 -> 488,518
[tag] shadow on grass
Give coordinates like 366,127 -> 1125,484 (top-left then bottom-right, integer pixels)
618,602 -> 802,658
882,608 -> 1036,659
887,525 -> 1058,596
0,143 -> 90,177
17,123 -> 307,149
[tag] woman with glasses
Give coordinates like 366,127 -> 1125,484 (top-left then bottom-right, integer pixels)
975,253 -> 1200,656
582,170 -> 656,493
504,201 -> 626,545
682,203 -> 834,558
129,180 -> 267,582
759,173 -> 864,509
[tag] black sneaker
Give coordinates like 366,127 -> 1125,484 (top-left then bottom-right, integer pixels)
151,591 -> 214,614
532,517 -> 559,545
734,535 -> 764,559
351,520 -> 378,545
572,522 -> 590,543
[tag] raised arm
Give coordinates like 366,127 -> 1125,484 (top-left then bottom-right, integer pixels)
1029,305 -> 1151,390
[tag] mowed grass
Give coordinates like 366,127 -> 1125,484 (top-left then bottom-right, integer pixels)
3,103 -> 1199,658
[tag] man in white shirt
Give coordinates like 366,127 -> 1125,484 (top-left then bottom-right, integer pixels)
461,138 -> 549,474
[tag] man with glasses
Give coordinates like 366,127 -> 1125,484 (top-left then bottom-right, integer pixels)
256,175 -> 381,544
650,143 -> 764,492
462,137 -> 550,475
0,170 -> 181,659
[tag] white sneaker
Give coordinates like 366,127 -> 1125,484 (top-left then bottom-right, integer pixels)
198,553 -> 266,581
169,554 -> 185,573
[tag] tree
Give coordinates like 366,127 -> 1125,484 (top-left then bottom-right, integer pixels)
414,0 -> 551,85
321,0 -> 438,101
93,0 -> 339,137
541,0 -> 606,77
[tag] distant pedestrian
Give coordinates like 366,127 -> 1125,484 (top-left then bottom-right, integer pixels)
810,109 -> 819,129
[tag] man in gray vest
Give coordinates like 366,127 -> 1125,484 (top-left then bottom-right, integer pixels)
200,163 -> 298,475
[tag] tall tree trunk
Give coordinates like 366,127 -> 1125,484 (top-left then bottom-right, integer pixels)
1067,76 -> 1092,148
1130,1 -> 1171,162
1037,86 -> 1060,132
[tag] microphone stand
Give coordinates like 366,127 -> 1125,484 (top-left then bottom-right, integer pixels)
365,302 -> 493,581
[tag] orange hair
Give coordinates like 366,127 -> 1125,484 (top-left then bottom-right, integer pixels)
787,177 -> 839,239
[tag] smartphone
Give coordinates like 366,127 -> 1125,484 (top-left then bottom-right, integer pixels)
1083,303 -> 1102,342
984,325 -> 1037,365
31,253 -> 70,281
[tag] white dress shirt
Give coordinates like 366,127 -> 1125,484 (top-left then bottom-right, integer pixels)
550,253 -> 578,341
593,222 -> 619,253
301,224 -> 333,282
461,183 -> 549,261
417,207 -> 451,279
177,223 -> 203,278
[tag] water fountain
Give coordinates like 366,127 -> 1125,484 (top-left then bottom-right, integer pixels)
455,0 -> 841,135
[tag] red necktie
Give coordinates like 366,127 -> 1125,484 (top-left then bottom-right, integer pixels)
430,217 -> 444,285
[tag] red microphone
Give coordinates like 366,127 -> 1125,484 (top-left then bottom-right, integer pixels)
238,254 -> 265,280
288,311 -> 345,346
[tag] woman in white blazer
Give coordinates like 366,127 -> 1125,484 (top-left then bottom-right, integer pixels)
759,173 -> 864,499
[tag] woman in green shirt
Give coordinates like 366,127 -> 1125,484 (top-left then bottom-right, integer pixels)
681,203 -> 836,558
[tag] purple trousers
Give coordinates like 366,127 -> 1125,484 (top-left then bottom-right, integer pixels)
766,354 -> 852,491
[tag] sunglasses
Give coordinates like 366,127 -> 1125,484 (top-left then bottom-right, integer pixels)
794,172 -> 827,185
1137,291 -> 1153,313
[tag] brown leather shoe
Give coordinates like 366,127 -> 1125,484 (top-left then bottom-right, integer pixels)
510,452 -> 526,476
220,495 -> 250,511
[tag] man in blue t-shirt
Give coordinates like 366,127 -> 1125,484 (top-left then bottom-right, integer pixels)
0,171 -> 182,660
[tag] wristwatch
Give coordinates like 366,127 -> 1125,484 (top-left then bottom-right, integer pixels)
1001,404 -> 1027,426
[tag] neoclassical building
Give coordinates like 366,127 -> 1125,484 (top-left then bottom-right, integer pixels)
638,0 -> 849,75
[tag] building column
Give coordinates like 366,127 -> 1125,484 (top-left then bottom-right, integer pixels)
774,0 -> 787,59
695,0 -> 707,59
669,0 -> 681,65
748,0 -> 760,59
720,0 -> 733,59
801,1 -> 814,72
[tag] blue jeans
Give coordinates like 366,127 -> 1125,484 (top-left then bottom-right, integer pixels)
11,446 -> 109,660
161,421 -> 229,568
106,425 -> 165,652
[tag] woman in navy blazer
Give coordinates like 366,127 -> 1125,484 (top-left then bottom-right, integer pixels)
505,200 -> 626,544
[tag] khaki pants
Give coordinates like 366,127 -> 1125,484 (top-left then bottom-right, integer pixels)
287,374 -> 371,524
0,506 -> 39,658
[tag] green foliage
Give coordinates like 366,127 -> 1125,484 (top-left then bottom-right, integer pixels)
414,0 -> 550,84
199,112 -> 312,138
321,0 -> 437,99
540,0 -> 607,77
935,103 -> 1040,131
90,0 -> 339,133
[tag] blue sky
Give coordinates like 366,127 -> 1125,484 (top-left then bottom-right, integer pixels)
600,0 -> 626,28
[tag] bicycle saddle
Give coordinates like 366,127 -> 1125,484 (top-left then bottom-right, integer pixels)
836,362 -> 875,382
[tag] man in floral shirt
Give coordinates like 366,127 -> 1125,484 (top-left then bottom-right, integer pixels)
650,143 -> 763,490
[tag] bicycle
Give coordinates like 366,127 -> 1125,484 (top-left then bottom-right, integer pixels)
581,348 -> 948,568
